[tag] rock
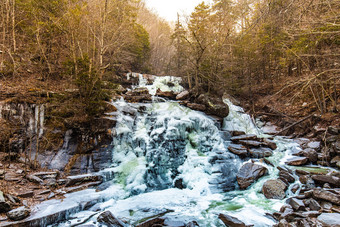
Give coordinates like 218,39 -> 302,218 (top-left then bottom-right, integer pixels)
228,144 -> 248,157
307,141 -> 320,150
218,213 -> 247,227
156,89 -> 177,99
4,173 -> 21,181
230,131 -> 246,136
262,179 -> 287,199
238,140 -> 262,147
17,191 -> 34,198
237,163 -> 268,189
6,206 -> 30,221
187,103 -> 206,111
196,94 -> 229,118
176,90 -> 190,100
136,217 -> 165,227
0,191 -> 11,213
303,148 -> 318,163
186,221 -> 199,227
26,175 -> 44,184
317,213 -> 340,227
285,157 -> 308,166
286,198 -> 305,211
290,184 -> 299,194
312,175 -> 340,187
230,134 -> 258,142
97,211 -> 126,227
262,138 -> 277,150
330,156 -> 340,168
65,174 -> 103,187
312,189 -> 340,205
305,198 -> 321,211
301,211 -> 320,218
278,170 -> 295,184
249,147 -> 273,158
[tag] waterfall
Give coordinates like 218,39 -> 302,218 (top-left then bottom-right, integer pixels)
21,74 -> 303,227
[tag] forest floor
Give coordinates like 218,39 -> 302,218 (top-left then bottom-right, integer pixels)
237,75 -> 340,138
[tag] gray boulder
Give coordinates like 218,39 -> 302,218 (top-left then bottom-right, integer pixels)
237,163 -> 268,189
317,213 -> 340,227
262,179 -> 287,199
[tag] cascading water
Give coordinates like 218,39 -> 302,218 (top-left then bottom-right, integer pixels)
52,74 -> 303,227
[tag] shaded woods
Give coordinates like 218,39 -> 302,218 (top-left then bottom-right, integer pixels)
0,0 -> 339,116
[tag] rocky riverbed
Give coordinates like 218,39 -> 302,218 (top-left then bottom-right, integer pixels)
0,73 -> 339,226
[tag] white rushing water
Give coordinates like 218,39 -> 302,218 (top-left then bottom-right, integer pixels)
52,75 -> 303,227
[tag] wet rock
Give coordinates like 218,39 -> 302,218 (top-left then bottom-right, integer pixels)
176,90 -> 190,100
262,138 -> 277,150
156,89 -> 177,99
278,170 -> 295,184
286,198 -> 305,211
237,163 -> 268,189
285,157 -> 308,166
238,140 -> 262,147
290,184 -> 300,194
6,206 -> 30,221
218,213 -> 247,227
249,147 -> 273,158
97,211 -> 126,227
302,148 -> 318,163
196,94 -> 229,118
312,175 -> 340,187
0,191 -> 11,213
230,131 -> 246,136
65,174 -> 103,187
17,191 -> 34,198
187,103 -> 206,111
262,179 -> 287,199
228,144 -> 248,157
305,198 -> 321,211
136,217 -> 165,227
230,134 -> 257,142
317,213 -> 340,227
312,189 -> 340,205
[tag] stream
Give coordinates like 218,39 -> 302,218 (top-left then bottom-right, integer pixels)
42,74 -> 302,226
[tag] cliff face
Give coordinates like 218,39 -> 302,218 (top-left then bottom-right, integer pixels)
0,100 -> 115,174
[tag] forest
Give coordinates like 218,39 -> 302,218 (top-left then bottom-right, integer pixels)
1,0 -> 339,117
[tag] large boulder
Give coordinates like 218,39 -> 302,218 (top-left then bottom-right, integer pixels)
196,94 -> 229,118
236,163 -> 268,189
262,179 -> 287,199
312,189 -> 340,205
311,175 -> 340,187
317,213 -> 340,227
6,206 -> 30,221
